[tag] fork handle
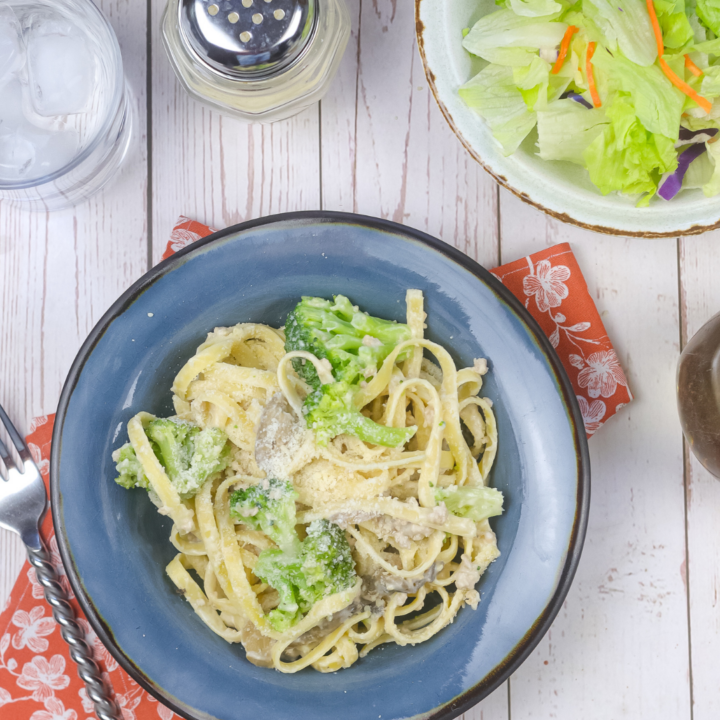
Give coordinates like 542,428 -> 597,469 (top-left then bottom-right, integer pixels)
27,541 -> 122,720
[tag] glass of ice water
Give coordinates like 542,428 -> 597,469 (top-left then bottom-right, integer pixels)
0,0 -> 132,211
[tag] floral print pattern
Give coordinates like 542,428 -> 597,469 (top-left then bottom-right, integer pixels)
27,568 -> 45,601
16,655 -> 70,701
162,217 -> 217,260
30,696 -> 78,720
492,242 -> 632,438
523,259 -> 571,312
11,607 -> 56,653
577,396 -> 606,435
576,350 -> 628,399
28,442 -> 50,478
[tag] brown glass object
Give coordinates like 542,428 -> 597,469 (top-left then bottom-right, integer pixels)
678,311 -> 720,478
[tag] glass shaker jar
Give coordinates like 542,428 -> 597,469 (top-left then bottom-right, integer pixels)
162,0 -> 350,123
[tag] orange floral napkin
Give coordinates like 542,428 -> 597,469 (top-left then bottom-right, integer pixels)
0,218 -> 631,720
0,416 -> 172,720
491,243 -> 632,437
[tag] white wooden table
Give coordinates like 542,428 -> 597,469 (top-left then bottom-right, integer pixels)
1,1 -> 718,718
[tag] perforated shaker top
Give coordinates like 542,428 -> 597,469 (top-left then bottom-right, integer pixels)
178,0 -> 316,78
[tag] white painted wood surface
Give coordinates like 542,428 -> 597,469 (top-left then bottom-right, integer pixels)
0,0 -> 716,718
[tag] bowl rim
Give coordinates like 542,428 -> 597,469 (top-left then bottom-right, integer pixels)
414,0 -> 720,239
50,210 -> 590,720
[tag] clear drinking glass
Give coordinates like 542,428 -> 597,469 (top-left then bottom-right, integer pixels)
0,0 -> 132,211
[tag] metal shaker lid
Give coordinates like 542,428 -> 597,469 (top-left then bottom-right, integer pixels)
178,0 -> 317,80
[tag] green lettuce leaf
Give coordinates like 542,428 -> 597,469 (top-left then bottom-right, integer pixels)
462,9 -> 568,67
653,0 -> 695,47
513,56 -> 571,109
697,0 -> 720,36
582,0 -> 658,66
701,65 -> 720,96
476,47 -> 541,66
459,64 -> 537,155
701,137 -> 720,195
508,0 -> 563,16
591,47 -> 684,138
583,94 -> 678,202
682,146 -> 714,187
686,7 -> 707,43
691,37 -> 720,54
536,99 -> 609,163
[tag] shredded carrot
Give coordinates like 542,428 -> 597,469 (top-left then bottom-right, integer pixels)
660,58 -> 713,112
551,25 -> 579,75
646,0 -> 665,57
586,42 -> 602,108
645,0 -> 712,113
685,54 -> 703,77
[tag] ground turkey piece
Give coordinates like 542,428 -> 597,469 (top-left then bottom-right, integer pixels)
370,515 -> 435,549
453,553 -> 481,590
359,559 -> 443,607
282,600 -> 364,660
238,621 -> 274,668
254,392 -> 305,479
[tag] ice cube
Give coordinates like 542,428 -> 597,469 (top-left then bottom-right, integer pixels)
0,79 -> 27,135
0,6 -> 24,89
0,125 -> 79,181
27,29 -> 94,116
0,131 -> 35,178
32,127 -> 78,176
0,79 -> 79,181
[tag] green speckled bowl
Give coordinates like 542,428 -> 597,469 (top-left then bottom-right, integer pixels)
416,0 -> 720,237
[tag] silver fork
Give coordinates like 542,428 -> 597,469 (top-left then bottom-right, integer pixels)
0,403 -> 121,720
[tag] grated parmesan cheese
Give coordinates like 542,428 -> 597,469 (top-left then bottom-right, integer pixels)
362,335 -> 382,348
473,358 -> 488,375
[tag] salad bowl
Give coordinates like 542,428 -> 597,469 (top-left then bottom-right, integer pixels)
416,0 -> 720,237
51,212 -> 589,720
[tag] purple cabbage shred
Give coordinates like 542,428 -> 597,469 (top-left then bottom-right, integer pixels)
658,143 -> 707,201
561,91 -> 593,109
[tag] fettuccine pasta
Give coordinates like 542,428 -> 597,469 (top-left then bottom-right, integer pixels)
111,290 -> 503,672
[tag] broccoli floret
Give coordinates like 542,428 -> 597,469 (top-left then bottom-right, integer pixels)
298,519 -> 356,600
285,295 -> 416,448
285,295 -> 412,388
230,478 -> 301,554
112,443 -> 149,490
252,518 -> 357,632
231,481 -> 357,631
253,549 -> 303,631
435,485 -> 504,522
303,381 -> 416,448
113,418 -> 229,498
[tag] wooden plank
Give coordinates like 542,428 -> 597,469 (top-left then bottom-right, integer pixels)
321,0 -> 499,268
149,3 -> 321,260
319,2 -> 506,717
500,189 -> 691,720
679,231 -> 720,720
0,0 -> 148,608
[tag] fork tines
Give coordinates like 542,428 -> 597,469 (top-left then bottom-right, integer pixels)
0,403 -> 30,475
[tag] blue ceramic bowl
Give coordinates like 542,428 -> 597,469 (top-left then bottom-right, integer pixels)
51,212 -> 589,720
